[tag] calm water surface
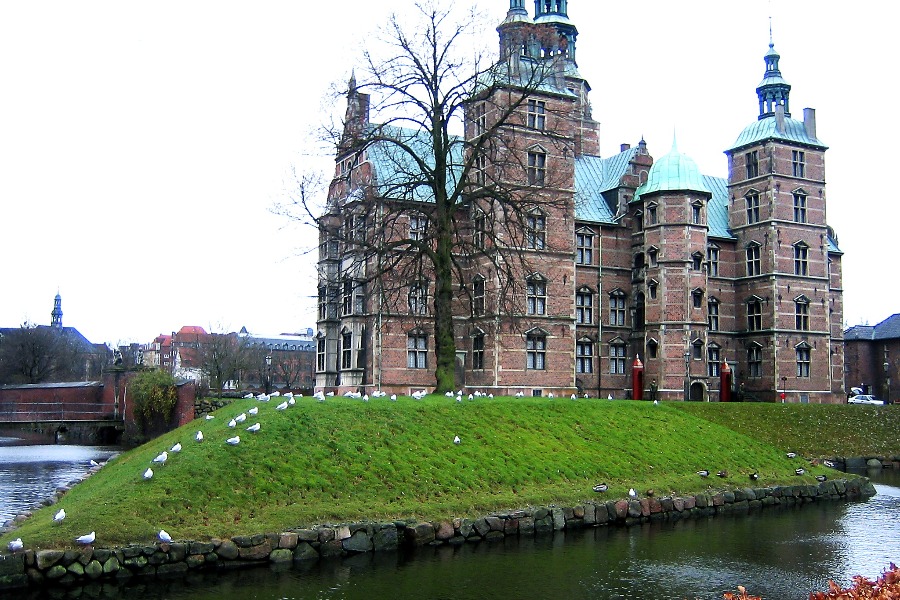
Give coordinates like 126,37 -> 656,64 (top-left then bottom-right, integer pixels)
2,440 -> 898,600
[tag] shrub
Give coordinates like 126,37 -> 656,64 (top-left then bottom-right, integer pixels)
129,369 -> 178,434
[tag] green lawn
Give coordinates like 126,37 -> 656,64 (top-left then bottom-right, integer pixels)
3,397 -> 897,550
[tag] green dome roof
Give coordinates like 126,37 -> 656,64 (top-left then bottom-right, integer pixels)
634,141 -> 710,202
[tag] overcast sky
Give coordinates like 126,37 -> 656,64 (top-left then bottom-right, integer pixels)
1,1 -> 895,346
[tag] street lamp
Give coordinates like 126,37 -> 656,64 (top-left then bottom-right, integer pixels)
265,354 -> 272,395
684,351 -> 691,402
884,361 -> 891,404
781,376 -> 787,403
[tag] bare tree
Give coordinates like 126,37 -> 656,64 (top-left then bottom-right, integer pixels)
281,1 -> 587,392
0,323 -> 83,384
198,332 -> 250,397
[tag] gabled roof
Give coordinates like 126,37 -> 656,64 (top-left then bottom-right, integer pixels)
845,314 -> 900,341
574,147 -> 640,224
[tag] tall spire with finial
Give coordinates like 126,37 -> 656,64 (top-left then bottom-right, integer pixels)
51,292 -> 63,329
755,21 -> 791,120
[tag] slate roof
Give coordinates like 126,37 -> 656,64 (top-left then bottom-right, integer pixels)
574,149 -> 640,224
728,115 -> 827,152
845,314 -> 900,341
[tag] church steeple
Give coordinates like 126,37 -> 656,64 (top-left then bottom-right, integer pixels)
756,32 -> 791,120
51,293 -> 63,329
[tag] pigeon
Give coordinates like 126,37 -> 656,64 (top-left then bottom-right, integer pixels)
54,509 -> 66,524
246,423 -> 260,433
697,470 -> 710,477
7,538 -> 23,552
75,532 -> 96,545
795,468 -> 806,476
144,468 -> 154,480
786,452 -> 797,459
170,443 -> 182,453
226,436 -> 240,445
234,413 -> 247,423
158,530 -> 172,543
249,407 -> 259,415
628,488 -> 637,498
153,451 -> 168,466
228,419 -> 237,428
592,483 -> 608,493
453,435 -> 461,445
205,414 -> 215,420
275,401 -> 288,410
195,431 -> 204,442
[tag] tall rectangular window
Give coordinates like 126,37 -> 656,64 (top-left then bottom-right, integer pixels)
707,245 -> 719,276
474,211 -> 486,249
473,278 -> 485,316
316,338 -> 326,372
610,343 -> 626,375
526,212 -> 546,249
746,150 -> 759,178
472,335 -> 484,370
354,282 -> 365,315
527,279 -> 546,315
576,232 -> 593,264
474,153 -> 486,187
341,332 -> 353,369
407,333 -> 427,369
792,150 -> 806,177
408,283 -> 428,315
708,300 -> 720,331
318,286 -> 327,320
748,345 -> 762,377
746,193 -> 760,224
691,202 -> 702,225
576,340 -> 593,374
793,193 -> 807,223
527,100 -> 546,130
342,280 -> 353,316
474,102 -> 486,136
707,346 -> 720,377
526,334 -> 546,370
609,293 -> 626,326
795,300 -> 810,330
746,244 -> 761,276
747,300 -> 762,331
576,290 -> 593,324
796,345 -> 811,377
409,214 -> 427,241
794,244 -> 809,276
527,151 -> 546,185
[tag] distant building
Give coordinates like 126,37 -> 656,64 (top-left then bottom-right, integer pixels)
844,315 -> 900,404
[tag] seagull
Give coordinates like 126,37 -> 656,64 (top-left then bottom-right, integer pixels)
592,483 -> 608,493
205,414 -> 215,420
750,471 -> 760,481
249,407 -> 259,415
275,401 -> 288,410
7,538 -> 23,552
246,423 -> 260,433
152,451 -> 168,466
571,394 -> 577,400
795,468 -> 806,476
515,391 -> 524,397
271,391 -> 281,397
326,391 -> 335,397
453,435 -> 461,445
288,398 -> 295,405
786,452 -> 797,459
228,419 -> 237,428
608,394 -> 613,400
697,470 -> 710,477
445,391 -> 454,398
653,400 -> 659,405
158,530 -> 172,543
284,392 -> 293,399
816,475 -> 828,482
144,468 -> 154,480
823,460 -> 836,468
390,394 -> 397,401
468,394 -> 474,400
363,394 -> 369,402
488,393 -> 493,399
257,394 -> 270,402
548,393 -> 555,398
89,459 -> 100,468
170,443 -> 182,453
628,488 -> 637,498
243,393 -> 254,399
195,431 -> 204,442
53,508 -> 66,524
75,532 -> 96,545
234,413 -> 247,423
226,436 -> 240,445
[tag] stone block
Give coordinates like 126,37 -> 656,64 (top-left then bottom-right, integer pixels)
35,550 -> 64,570
215,541 -> 239,560
435,521 -> 455,540
319,539 -> 343,558
373,526 -> 399,552
342,531 -> 373,553
238,540 -> 272,560
84,560 -> 103,579
269,549 -> 293,563
102,557 -> 120,574
279,533 -> 299,549
551,508 -> 566,530
405,523 -> 435,546
293,542 -> 319,562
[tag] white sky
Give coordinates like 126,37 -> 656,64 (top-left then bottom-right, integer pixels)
1,1 -> 896,346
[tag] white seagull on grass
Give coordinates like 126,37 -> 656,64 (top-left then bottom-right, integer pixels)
195,431 -> 204,442
226,436 -> 240,446
228,419 -> 237,428
143,468 -> 154,480
205,414 -> 215,420
248,407 -> 259,415
453,435 -> 461,445
53,509 -> 66,524
75,532 -> 95,545
158,530 -> 172,543
246,423 -> 260,433
7,538 -> 23,552
275,401 -> 288,410
152,451 -> 168,466
170,443 -> 182,453
235,413 -> 247,423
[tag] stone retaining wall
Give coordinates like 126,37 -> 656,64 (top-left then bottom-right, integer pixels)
0,476 -> 876,590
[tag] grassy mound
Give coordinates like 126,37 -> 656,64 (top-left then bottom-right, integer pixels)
3,397 -> 897,550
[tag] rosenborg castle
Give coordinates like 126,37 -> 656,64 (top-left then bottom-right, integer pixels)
314,0 -> 845,402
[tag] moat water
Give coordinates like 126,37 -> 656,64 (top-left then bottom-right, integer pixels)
2,440 -> 898,600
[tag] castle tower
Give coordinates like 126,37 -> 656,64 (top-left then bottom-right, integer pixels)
633,141 -> 712,400
725,39 -> 843,403
51,293 -> 63,329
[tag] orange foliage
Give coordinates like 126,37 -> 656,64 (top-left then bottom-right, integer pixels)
723,564 -> 900,600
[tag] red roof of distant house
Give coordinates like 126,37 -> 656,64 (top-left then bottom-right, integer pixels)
178,326 -> 208,336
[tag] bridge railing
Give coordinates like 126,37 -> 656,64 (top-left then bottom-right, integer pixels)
0,402 -> 122,422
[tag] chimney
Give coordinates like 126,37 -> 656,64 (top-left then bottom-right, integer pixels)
775,103 -> 785,134
621,143 -> 631,152
803,108 -> 817,139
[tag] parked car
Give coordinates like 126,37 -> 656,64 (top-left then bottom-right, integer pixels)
848,394 -> 885,405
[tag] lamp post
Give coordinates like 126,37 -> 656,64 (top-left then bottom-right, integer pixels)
884,361 -> 891,404
265,354 -> 272,395
684,351 -> 691,402
781,376 -> 787,403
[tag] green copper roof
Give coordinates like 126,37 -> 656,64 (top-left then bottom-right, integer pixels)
633,143 -> 710,202
728,115 -> 827,152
